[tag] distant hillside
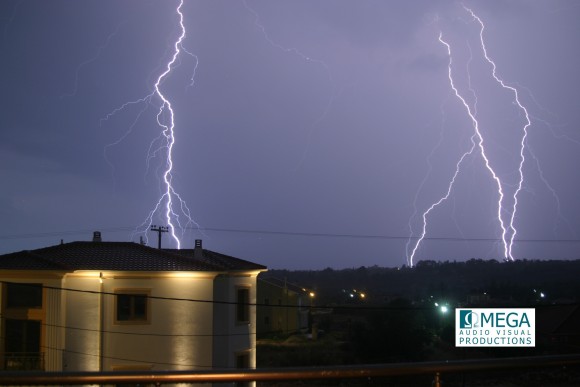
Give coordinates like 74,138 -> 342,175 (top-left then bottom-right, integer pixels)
263,259 -> 580,305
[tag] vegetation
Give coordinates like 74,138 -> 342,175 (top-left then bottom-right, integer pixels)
257,259 -> 580,385
267,259 -> 580,306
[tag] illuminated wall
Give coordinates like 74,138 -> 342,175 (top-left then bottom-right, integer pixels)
62,275 -> 102,371
99,273 -> 216,371
212,274 -> 258,369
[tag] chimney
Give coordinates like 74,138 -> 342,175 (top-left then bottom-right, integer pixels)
194,239 -> 203,259
93,231 -> 102,242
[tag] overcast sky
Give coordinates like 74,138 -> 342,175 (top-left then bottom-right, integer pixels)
1,0 -> 579,269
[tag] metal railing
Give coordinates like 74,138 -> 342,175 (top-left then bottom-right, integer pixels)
0,353 -> 578,385
3,352 -> 44,371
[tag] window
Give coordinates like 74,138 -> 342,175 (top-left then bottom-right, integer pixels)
4,319 -> 43,371
115,290 -> 150,324
6,283 -> 42,308
2,283 -> 45,371
236,287 -> 250,323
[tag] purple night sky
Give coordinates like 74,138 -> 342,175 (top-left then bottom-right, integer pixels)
1,0 -> 579,269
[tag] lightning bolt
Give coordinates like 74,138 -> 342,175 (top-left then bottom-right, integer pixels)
407,6 -> 532,267
464,6 -> 532,262
102,0 -> 199,248
405,43 -> 476,263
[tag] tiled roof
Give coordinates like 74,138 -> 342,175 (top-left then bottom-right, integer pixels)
166,249 -> 267,271
0,242 -> 266,272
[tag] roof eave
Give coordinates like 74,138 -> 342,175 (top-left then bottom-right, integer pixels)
67,270 -> 222,280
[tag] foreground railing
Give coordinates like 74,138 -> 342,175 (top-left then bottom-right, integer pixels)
0,354 -> 578,385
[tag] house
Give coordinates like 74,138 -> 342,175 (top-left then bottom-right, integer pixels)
0,233 -> 266,374
256,277 -> 309,337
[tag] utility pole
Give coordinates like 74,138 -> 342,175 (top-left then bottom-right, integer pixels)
150,225 -> 168,249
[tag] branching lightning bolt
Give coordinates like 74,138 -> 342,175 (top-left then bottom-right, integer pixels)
405,43 -> 477,262
140,0 -> 198,248
407,6 -> 533,267
102,0 -> 199,248
406,31 -> 484,266
465,6 -> 532,262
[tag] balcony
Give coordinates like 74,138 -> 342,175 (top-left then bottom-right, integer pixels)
4,352 -> 44,371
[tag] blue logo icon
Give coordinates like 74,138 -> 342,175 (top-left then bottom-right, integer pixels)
459,309 -> 474,328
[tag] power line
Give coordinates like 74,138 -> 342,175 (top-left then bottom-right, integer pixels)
1,281 -> 571,312
0,314 -> 256,338
0,281 -> 417,311
1,225 -> 580,244
0,226 -> 134,241
195,226 -> 580,243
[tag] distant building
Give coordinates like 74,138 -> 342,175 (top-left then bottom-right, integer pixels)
257,277 -> 309,337
0,233 -> 266,374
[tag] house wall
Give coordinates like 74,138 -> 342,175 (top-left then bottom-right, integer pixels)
102,274 -> 215,372
212,274 -> 258,370
62,275 -> 102,371
62,273 -> 217,372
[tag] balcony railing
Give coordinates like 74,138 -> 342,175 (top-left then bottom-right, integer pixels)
3,352 -> 44,371
0,354 -> 578,385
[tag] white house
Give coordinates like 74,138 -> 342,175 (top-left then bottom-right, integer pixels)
0,233 -> 266,376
